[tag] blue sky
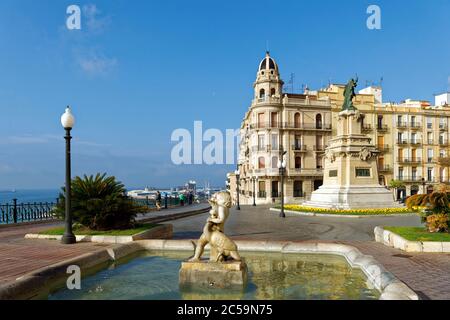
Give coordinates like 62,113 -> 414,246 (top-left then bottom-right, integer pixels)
0,0 -> 449,189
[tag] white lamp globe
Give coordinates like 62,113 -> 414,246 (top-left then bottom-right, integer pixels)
277,160 -> 282,168
61,107 -> 75,129
235,170 -> 239,175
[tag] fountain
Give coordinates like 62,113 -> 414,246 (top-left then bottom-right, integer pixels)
179,191 -> 248,290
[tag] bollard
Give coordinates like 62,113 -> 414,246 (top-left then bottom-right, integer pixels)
164,195 -> 168,209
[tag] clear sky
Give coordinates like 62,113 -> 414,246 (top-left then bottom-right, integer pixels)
0,0 -> 449,190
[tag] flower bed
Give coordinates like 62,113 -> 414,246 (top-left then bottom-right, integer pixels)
281,205 -> 412,216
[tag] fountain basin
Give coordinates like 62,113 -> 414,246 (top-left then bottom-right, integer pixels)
0,240 -> 419,300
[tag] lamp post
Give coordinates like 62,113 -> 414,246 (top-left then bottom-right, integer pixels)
235,169 -> 240,210
421,177 -> 426,194
61,107 -> 76,245
252,176 -> 256,206
278,152 -> 287,218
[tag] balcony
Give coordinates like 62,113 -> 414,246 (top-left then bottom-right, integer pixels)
250,122 -> 281,130
282,122 -> 332,131
271,191 -> 279,198
396,122 -> 408,129
257,191 -> 267,198
377,145 -> 389,152
439,141 -> 449,147
427,157 -> 435,164
362,124 -> 373,132
396,176 -> 423,182
292,145 -> 307,152
377,124 -> 388,132
410,122 -> 422,130
290,168 -> 324,176
396,139 -> 422,145
426,140 -> 434,145
254,168 -> 279,176
313,145 -> 326,152
439,123 -> 448,131
397,158 -> 422,164
253,96 -> 281,105
378,165 -> 392,173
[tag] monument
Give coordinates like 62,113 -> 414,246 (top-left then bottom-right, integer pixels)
179,191 -> 248,290
303,78 -> 402,209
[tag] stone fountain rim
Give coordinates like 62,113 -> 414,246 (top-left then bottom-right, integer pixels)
0,240 -> 419,301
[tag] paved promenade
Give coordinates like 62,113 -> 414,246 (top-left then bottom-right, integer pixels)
0,203 -> 209,287
171,205 -> 450,300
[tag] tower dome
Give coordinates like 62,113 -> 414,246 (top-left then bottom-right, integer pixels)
258,51 -> 279,73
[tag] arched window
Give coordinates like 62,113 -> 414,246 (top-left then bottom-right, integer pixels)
294,113 -> 301,128
316,114 -> 323,129
272,156 -> 278,169
270,88 -> 276,96
259,89 -> 265,99
295,156 -> 302,169
258,157 -> 265,169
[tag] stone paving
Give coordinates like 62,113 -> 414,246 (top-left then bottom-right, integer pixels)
171,205 -> 450,300
0,203 -> 209,287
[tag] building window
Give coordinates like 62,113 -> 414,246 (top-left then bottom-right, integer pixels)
293,181 -> 303,197
316,114 -> 323,129
356,168 -> 371,177
427,117 -> 432,129
259,89 -> 265,99
427,168 -> 433,182
398,167 -> 404,180
271,134 -> 278,150
295,156 -> 302,169
294,113 -> 301,128
316,156 -> 323,169
329,170 -> 338,177
270,88 -> 276,96
294,135 -> 301,149
377,115 -> 383,129
271,112 -> 278,128
258,157 -> 265,169
272,156 -> 278,169
258,135 -> 265,150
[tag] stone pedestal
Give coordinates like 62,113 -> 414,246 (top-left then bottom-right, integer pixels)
304,109 -> 402,209
179,260 -> 248,290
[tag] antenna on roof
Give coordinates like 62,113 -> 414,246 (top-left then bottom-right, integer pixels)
379,77 -> 384,88
288,73 -> 295,94
266,40 -> 270,54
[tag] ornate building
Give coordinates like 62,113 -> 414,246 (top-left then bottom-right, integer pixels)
234,52 -> 450,205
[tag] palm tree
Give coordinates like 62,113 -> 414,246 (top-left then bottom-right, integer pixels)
55,173 -> 145,230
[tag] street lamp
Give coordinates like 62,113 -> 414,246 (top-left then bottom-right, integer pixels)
252,176 -> 256,206
61,107 -> 76,245
277,153 -> 287,218
235,169 -> 240,210
421,177 -> 426,194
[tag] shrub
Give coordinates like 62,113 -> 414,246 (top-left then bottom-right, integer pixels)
426,214 -> 449,233
55,173 -> 146,231
406,191 -> 450,233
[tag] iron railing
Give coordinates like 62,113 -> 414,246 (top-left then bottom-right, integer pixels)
0,199 -> 57,224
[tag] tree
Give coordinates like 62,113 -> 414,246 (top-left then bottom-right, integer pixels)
406,191 -> 450,233
388,180 -> 405,201
55,173 -> 146,231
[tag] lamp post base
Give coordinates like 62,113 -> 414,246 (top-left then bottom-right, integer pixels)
61,233 -> 76,244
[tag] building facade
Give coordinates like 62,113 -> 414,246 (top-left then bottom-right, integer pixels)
235,53 -> 450,205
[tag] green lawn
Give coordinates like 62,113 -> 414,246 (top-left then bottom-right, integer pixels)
384,226 -> 450,242
39,223 -> 157,236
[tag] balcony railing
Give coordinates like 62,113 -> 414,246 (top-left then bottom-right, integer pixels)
378,165 -> 392,172
362,124 -> 372,131
271,191 -> 279,198
427,140 -> 434,145
253,96 -> 281,105
257,191 -> 267,198
313,145 -> 326,152
410,122 -> 422,129
293,191 -> 305,198
439,123 -> 448,130
396,122 -> 408,128
282,122 -> 332,130
377,124 -> 388,132
292,145 -> 307,152
250,122 -> 281,130
397,158 -> 422,164
396,139 -> 422,145
396,176 -> 423,182
377,144 -> 389,152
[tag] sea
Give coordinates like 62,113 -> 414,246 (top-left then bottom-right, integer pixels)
0,189 -> 61,205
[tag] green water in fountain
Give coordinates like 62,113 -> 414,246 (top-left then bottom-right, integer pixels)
48,251 -> 380,300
